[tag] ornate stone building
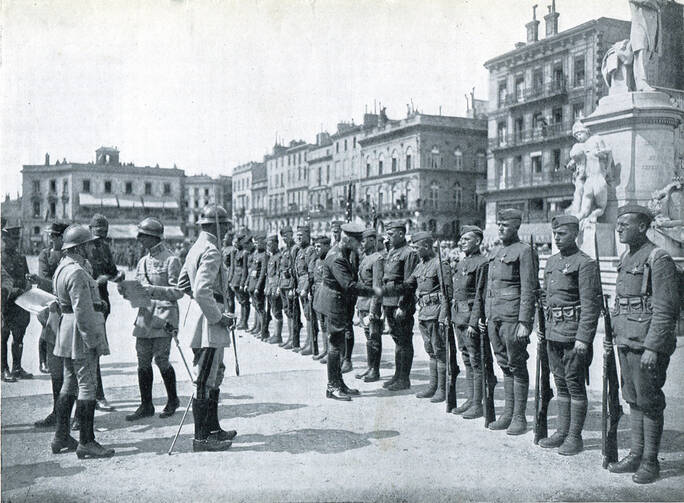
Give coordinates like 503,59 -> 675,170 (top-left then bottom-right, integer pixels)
306,133 -> 334,233
184,174 -> 228,239
232,161 -> 258,231
250,162 -> 267,232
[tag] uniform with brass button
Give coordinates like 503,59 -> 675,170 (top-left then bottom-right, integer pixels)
265,234 -> 284,344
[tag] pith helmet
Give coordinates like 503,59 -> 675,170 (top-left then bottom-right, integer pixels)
197,204 -> 230,225
62,224 -> 97,250
137,217 -> 164,238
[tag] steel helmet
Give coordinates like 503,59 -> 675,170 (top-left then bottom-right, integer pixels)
62,224 -> 96,250
137,217 -> 164,238
197,204 -> 230,225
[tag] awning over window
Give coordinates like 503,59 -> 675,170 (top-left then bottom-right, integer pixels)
118,196 -> 143,208
165,225 -> 184,239
141,197 -> 179,209
107,224 -> 138,239
101,196 -> 118,207
79,193 -> 101,206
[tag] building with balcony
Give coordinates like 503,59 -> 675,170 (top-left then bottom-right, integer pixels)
479,5 -> 630,244
358,111 -> 487,237
250,162 -> 267,232
265,143 -> 288,232
283,141 -> 311,229
232,161 -> 257,231
184,174 -> 227,240
21,147 -> 185,249
307,132 -> 334,233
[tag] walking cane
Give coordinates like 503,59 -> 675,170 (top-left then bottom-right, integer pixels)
165,324 -> 196,456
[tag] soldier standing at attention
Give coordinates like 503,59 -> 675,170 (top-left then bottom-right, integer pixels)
607,205 -> 679,484
354,229 -> 385,382
295,225 -> 318,355
239,235 -> 256,334
1,225 -> 31,382
247,233 -> 268,338
538,215 -> 601,455
52,224 -> 114,458
278,226 -> 300,350
266,234 -> 284,344
87,213 -> 121,412
230,233 -> 248,330
311,236 -> 332,362
123,218 -> 182,421
452,225 -> 496,418
177,204 -> 236,452
314,223 -> 374,400
379,232 -> 452,402
222,231 -> 235,315
480,208 -> 537,435
380,221 -> 419,391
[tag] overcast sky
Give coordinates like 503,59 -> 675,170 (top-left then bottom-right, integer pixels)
0,0 -> 631,197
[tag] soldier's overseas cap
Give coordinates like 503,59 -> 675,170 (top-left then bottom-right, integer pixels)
362,228 -> 377,239
267,233 -> 279,242
341,222 -> 365,239
239,233 -> 253,245
497,208 -> 523,221
460,225 -> 483,238
46,222 -> 69,236
89,213 -> 109,228
137,217 -> 164,238
280,225 -> 293,235
315,235 -> 331,245
412,231 -> 433,244
387,220 -> 407,231
617,204 -> 653,222
331,220 -> 343,230
253,232 -> 267,242
551,215 -> 580,230
297,225 -> 311,233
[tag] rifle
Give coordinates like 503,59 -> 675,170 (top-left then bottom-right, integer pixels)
308,290 -> 318,356
532,236 -> 553,444
476,264 -> 496,428
594,232 -> 622,468
437,241 -> 459,413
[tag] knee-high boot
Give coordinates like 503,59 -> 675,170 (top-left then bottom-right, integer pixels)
50,394 -> 77,453
453,367 -> 473,414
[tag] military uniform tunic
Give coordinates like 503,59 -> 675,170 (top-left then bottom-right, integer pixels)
1,241 -> 31,373
295,244 -> 318,322
612,240 -> 679,416
356,250 -> 385,353
381,242 -> 419,347
87,237 -> 119,319
222,244 -> 235,313
267,249 -> 283,320
279,244 -> 300,330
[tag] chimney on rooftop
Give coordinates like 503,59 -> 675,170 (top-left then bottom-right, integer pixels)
45,153 -> 50,166
525,4 -> 540,43
544,0 -> 559,37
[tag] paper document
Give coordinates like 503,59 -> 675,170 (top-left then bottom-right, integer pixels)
14,287 -> 58,316
119,280 -> 151,308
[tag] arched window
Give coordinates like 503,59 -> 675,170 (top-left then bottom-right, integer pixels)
391,150 -> 399,172
476,151 -> 486,172
378,153 -> 385,175
429,181 -> 439,209
454,183 -> 463,209
405,146 -> 413,170
430,146 -> 441,169
454,148 -> 463,170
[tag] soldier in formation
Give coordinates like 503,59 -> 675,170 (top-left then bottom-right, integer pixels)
265,234 -> 284,344
295,225 -> 318,355
230,232 -> 249,330
278,226 -> 299,350
247,233 -> 268,338
311,235 -> 332,362
221,230 -> 236,315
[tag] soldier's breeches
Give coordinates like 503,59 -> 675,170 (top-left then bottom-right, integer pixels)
194,347 -> 226,398
327,331 -> 345,385
419,320 -> 445,363
61,351 -> 98,400
359,310 -> 382,353
269,294 -> 283,320
548,340 -> 590,400
236,290 -> 250,307
226,286 -> 236,314
252,292 -> 266,312
136,337 -> 172,371
488,320 -> 529,380
618,347 -> 669,417
47,342 -> 63,381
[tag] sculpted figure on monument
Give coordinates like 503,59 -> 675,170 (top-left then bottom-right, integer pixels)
566,120 -> 611,230
602,39 -> 635,94
629,0 -> 664,92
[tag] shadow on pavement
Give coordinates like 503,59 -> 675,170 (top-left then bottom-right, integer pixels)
1,460 -> 85,492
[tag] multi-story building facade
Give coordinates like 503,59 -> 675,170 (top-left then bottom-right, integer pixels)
21,147 -> 185,249
282,141 -> 311,229
306,133 -> 334,233
329,121 -> 367,222
250,162 -> 267,232
218,175 -> 233,223
478,7 -> 630,244
358,112 -> 488,236
232,161 -> 256,230
265,144 -> 288,232
184,174 -> 226,239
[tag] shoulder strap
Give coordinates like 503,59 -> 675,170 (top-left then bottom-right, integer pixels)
641,247 -> 663,296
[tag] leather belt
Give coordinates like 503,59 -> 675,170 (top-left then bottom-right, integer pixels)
613,295 -> 651,315
487,286 -> 520,298
60,302 -> 105,314
418,292 -> 441,307
546,305 -> 581,323
452,299 -> 474,313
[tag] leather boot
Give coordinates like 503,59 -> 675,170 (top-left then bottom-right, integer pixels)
387,348 -> 411,391
489,376 -> 514,430
430,361 -> 447,403
11,342 -> 32,379
300,328 -> 313,356
291,319 -> 301,351
364,345 -> 380,382
417,359 -> 438,398
340,336 -> 353,372
539,396 -> 570,448
462,374 -> 484,419
236,306 -> 248,330
76,400 -> 115,458
126,368 -> 155,421
355,344 -> 373,380
559,399 -> 586,455
317,332 -> 329,362
281,319 -> 293,348
207,389 -> 237,441
159,366 -> 180,418
633,414 -> 663,484
507,378 -> 528,435
1,367 -> 17,382
453,368 -> 473,414
609,406 -> 644,473
326,383 -> 352,401
36,376 -> 63,428
51,394 -> 78,454
383,349 -> 401,389
268,320 -> 283,344
192,397 -> 232,452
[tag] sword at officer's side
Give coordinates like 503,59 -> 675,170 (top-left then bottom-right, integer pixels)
165,323 -> 196,456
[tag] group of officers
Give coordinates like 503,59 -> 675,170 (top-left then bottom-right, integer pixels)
0,201 -> 678,484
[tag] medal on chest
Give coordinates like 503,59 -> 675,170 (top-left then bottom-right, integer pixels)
561,264 -> 570,274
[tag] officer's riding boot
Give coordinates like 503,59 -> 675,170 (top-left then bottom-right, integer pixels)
268,320 -> 283,344
489,376 -> 514,430
76,400 -> 115,458
51,394 -> 78,453
236,305 -> 248,330
430,361 -> 447,403
364,345 -> 381,382
159,366 -> 180,419
260,313 -> 270,341
126,368 -> 155,421
192,397 -> 232,451
453,368 -> 474,414
356,344 -> 373,379
383,349 -> 402,388
609,406 -> 644,473
340,337 -> 353,373
633,414 -> 663,484
207,389 -> 237,441
417,359 -> 438,398
507,378 -> 528,435
36,376 -> 63,428
539,396 -> 570,448
39,340 -> 48,373
462,374 -> 484,419
559,399 -> 587,456
11,342 -> 33,379
388,348 -> 411,391
292,324 -> 302,352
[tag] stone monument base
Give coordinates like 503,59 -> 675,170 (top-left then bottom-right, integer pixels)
578,222 -> 616,258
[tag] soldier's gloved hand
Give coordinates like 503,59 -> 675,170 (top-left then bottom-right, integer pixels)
373,286 -> 383,298
535,328 -> 545,344
515,322 -> 531,344
276,287 -> 281,296
218,313 -> 234,329
640,349 -> 658,371
466,325 -> 478,338
96,274 -> 109,286
395,307 -> 405,320
573,340 -> 588,357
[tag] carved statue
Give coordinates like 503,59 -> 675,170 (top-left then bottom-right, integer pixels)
565,120 -> 611,229
629,0 -> 664,92
602,39 -> 635,94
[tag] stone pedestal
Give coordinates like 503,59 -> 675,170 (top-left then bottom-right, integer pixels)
582,91 -> 684,255
578,222 -> 616,258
